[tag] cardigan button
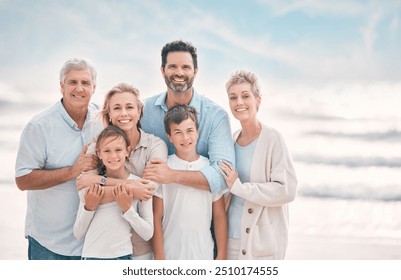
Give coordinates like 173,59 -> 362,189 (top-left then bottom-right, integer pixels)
245,228 -> 250,234
242,249 -> 247,255
248,208 -> 254,214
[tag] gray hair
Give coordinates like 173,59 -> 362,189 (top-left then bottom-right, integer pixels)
59,58 -> 97,84
225,70 -> 261,97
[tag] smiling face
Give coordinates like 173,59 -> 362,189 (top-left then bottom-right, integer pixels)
161,51 -> 198,94
108,92 -> 141,133
228,82 -> 261,122
166,118 -> 199,160
60,69 -> 95,110
97,135 -> 131,173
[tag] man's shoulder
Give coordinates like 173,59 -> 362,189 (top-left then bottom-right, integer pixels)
28,102 -> 59,125
198,94 -> 226,114
143,93 -> 163,106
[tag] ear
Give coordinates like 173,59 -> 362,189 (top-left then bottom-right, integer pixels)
160,66 -> 166,77
166,133 -> 172,143
256,95 -> 262,111
60,81 -> 65,95
126,146 -> 132,156
96,150 -> 102,160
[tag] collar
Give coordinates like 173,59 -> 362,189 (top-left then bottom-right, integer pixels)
57,98 -> 93,130
135,128 -> 151,149
154,89 -> 202,114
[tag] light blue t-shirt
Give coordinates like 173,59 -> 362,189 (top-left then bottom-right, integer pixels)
228,139 -> 258,238
140,90 -> 235,193
15,99 -> 102,256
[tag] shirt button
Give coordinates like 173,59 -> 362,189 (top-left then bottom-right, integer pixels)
248,208 -> 254,214
242,249 -> 246,255
245,228 -> 250,234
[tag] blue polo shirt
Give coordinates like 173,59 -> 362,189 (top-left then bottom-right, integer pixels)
15,99 -> 102,256
140,91 -> 235,193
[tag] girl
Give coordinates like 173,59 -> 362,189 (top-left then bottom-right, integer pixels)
73,125 -> 153,260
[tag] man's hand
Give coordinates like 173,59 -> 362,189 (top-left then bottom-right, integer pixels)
142,159 -> 174,184
71,145 -> 98,178
113,183 -> 133,213
84,184 -> 104,211
126,179 -> 155,201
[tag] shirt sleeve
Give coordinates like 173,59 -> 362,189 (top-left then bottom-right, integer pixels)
148,135 -> 168,162
73,189 -> 95,240
147,135 -> 168,189
123,198 -> 154,241
212,188 -> 229,202
199,111 -> 235,193
15,122 -> 47,177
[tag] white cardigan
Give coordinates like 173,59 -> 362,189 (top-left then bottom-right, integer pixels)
229,124 -> 297,259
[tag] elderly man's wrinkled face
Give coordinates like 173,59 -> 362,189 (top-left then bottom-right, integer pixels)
60,69 -> 95,109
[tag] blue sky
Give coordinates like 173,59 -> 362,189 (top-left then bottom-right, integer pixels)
0,0 -> 400,114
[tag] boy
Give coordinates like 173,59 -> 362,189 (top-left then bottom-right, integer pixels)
152,105 -> 227,260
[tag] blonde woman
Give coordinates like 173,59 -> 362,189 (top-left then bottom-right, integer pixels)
218,70 -> 297,260
77,83 -> 168,259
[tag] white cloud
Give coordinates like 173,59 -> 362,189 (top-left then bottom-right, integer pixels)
390,14 -> 399,34
256,0 -> 368,17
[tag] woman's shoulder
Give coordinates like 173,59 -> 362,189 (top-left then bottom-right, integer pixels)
259,123 -> 285,143
140,129 -> 166,145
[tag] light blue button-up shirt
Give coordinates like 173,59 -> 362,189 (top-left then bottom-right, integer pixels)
140,90 -> 235,193
15,99 -> 102,256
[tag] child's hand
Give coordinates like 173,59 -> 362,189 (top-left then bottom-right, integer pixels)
84,184 -> 104,211
113,183 -> 133,213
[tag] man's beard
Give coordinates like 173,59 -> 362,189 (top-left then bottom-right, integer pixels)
165,75 -> 195,93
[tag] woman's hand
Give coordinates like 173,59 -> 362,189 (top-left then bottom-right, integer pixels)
218,160 -> 238,189
83,184 -> 104,211
113,183 -> 133,213
76,171 -> 100,190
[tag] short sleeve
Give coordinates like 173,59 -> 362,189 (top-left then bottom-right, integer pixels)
15,122 -> 46,177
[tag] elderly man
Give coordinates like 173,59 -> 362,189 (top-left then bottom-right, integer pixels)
15,58 -> 102,260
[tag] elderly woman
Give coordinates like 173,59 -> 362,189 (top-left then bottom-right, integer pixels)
218,70 -> 297,260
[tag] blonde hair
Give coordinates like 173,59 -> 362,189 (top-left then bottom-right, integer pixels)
101,83 -> 143,129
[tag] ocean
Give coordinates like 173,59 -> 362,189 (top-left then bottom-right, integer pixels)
1,80 -> 400,243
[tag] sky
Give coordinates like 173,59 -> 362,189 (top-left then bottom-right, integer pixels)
1,0 -> 400,107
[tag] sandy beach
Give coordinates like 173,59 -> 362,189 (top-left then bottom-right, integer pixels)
1,184 -> 401,260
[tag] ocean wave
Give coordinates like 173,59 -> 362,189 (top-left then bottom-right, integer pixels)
306,129 -> 401,142
0,99 -> 13,108
293,154 -> 401,168
298,183 -> 401,202
276,110 -> 346,121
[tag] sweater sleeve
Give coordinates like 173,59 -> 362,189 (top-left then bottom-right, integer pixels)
230,130 -> 297,207
122,198 -> 154,241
